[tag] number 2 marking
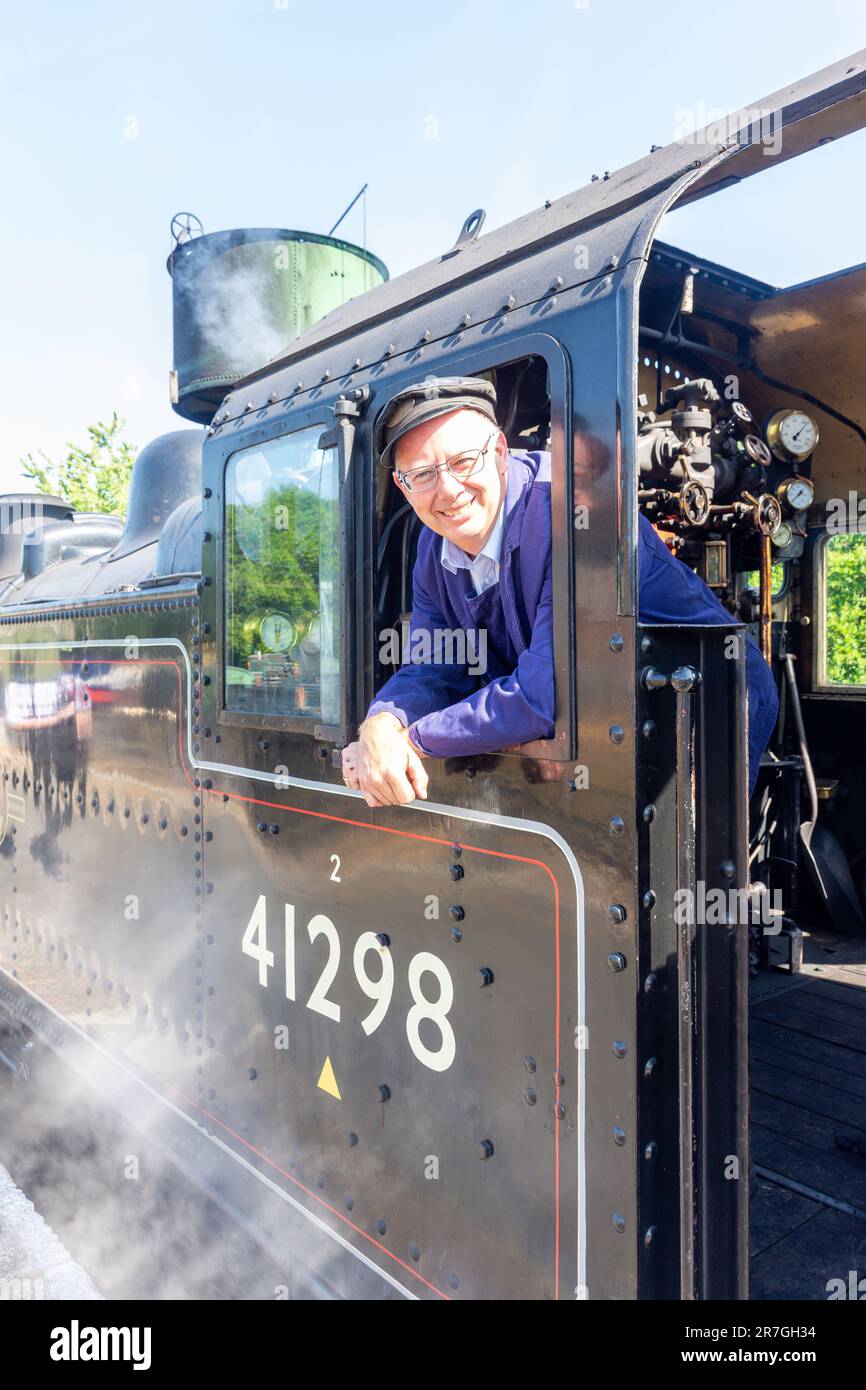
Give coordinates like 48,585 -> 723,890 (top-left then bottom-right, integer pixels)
306,914 -> 341,1021
329,854 -> 341,883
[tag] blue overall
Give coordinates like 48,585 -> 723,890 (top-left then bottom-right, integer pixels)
368,450 -> 779,794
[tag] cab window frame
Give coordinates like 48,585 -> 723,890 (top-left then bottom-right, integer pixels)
365,331 -> 574,762
218,404 -> 352,739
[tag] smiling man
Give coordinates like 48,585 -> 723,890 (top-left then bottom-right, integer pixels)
342,375 -> 778,808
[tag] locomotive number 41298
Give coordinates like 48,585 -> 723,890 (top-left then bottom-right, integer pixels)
241,894 -> 457,1072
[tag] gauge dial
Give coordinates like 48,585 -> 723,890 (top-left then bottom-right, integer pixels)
778,476 -> 815,513
260,611 -> 296,652
772,521 -> 794,549
766,409 -> 819,462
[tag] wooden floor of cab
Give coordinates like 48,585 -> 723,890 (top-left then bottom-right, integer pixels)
749,927 -> 866,1300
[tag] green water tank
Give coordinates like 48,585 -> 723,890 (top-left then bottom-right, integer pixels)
167,223 -> 388,424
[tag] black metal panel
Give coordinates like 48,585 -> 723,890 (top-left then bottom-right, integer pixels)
636,623 -> 749,1300
200,781 -> 581,1300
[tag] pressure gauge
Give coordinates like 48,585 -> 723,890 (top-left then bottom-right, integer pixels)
778,475 -> 815,513
260,611 -> 296,652
766,409 -> 819,462
772,520 -> 794,549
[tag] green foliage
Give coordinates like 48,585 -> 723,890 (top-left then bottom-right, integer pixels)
740,562 -> 786,596
19,412 -> 136,517
825,534 -> 866,684
226,483 -> 327,666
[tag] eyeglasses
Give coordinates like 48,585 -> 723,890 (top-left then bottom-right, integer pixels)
395,433 -> 498,494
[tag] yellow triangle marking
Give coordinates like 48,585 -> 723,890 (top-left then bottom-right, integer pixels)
317,1056 -> 341,1099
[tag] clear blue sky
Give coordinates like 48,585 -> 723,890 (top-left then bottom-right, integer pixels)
2,0 -> 864,491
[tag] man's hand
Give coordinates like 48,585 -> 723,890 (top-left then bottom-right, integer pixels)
343,712 -> 428,807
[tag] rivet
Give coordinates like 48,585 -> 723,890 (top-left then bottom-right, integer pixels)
460,312 -> 471,326
451,844 -> 462,858
609,816 -> 625,835
479,967 -> 494,987
551,275 -> 565,290
609,724 -> 625,744
612,1126 -> 626,1146
612,1040 -> 627,1058
524,1088 -> 537,1105
607,952 -> 627,973
524,1056 -> 537,1073
377,1084 -> 391,1102
644,1225 -> 658,1247
449,905 -> 464,922
268,824 -> 279,835
448,1273 -> 459,1290
643,804 -> 656,823
612,1212 -> 626,1233
642,889 -> 656,908
464,767 -> 476,780
642,720 -> 656,739
721,859 -> 736,880
644,1141 -> 658,1161
376,1219 -> 386,1235
419,329 -> 431,343
644,1056 -> 658,1078
607,903 -> 627,924
644,973 -> 657,992
347,1132 -> 358,1146
640,635 -> 653,654
248,1068 -> 257,1080
450,863 -> 464,880
451,927 -> 462,942
554,1102 -> 566,1119
477,1139 -> 494,1159
375,932 -> 391,948
609,633 -> 624,652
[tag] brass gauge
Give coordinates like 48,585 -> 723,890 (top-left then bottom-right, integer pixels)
777,475 -> 815,513
765,409 -> 819,463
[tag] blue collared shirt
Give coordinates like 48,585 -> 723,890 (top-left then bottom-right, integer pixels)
440,498 -> 505,596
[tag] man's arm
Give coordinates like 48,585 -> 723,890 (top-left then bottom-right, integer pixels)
407,549 -> 555,758
366,552 -> 477,729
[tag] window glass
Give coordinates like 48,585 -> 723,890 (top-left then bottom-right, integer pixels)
740,562 -> 786,597
225,427 -> 340,723
824,533 -> 866,686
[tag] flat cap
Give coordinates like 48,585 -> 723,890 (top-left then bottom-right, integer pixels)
373,375 -> 498,466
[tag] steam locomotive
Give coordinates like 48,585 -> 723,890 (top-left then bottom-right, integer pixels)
2,52 -> 866,1301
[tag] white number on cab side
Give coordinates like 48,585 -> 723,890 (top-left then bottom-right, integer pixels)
241,899 -> 457,1072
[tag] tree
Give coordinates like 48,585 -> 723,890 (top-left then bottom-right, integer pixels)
19,413 -> 136,518
825,533 -> 866,685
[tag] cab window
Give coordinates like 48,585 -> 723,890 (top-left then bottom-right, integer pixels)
823,531 -> 866,686
224,425 -> 341,723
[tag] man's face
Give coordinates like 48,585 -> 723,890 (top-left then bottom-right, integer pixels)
391,407 -> 508,555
